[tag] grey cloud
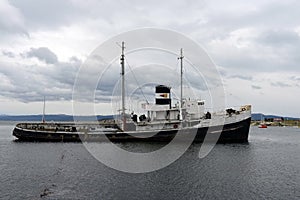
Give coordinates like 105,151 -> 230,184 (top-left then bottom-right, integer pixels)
271,82 -> 291,88
216,66 -> 227,77
10,0 -> 81,30
290,76 -> 300,88
26,47 -> 58,64
254,2 -> 300,29
0,55 -> 81,102
188,1 -> 300,74
50,57 -> 81,86
218,67 -> 254,81
252,85 -> 261,90
0,0 -> 28,35
210,32 -> 300,73
228,75 -> 252,81
258,30 -> 300,46
2,50 -> 15,58
204,1 -> 300,35
7,0 -> 300,39
69,56 -> 81,63
255,30 -> 300,69
9,0 -> 205,35
290,76 -> 300,81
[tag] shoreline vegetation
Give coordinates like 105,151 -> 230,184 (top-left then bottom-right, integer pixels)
251,120 -> 300,127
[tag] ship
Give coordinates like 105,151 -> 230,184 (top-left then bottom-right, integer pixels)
13,42 -> 251,143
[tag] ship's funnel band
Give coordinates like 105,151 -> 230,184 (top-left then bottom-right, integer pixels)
155,93 -> 170,99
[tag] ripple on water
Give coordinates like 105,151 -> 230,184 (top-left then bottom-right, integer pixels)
0,125 -> 299,199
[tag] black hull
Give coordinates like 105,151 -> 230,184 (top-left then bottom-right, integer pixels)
13,117 -> 251,143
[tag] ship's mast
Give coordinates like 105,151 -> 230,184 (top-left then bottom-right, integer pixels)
179,48 -> 184,121
120,41 -> 126,130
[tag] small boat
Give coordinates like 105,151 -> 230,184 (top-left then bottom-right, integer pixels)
12,43 -> 251,143
258,124 -> 267,128
258,114 -> 268,128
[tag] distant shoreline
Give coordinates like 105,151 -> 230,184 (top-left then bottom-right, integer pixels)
1,113 -> 299,122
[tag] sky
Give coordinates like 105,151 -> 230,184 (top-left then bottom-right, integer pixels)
0,0 -> 299,117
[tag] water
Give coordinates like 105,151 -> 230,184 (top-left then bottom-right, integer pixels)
1,122 -> 299,199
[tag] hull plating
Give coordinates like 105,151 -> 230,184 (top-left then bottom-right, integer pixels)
13,118 -> 250,143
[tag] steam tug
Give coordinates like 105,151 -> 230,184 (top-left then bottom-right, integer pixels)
13,42 -> 251,143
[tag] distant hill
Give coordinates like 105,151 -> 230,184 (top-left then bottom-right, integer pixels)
0,114 -> 114,122
251,113 -> 299,121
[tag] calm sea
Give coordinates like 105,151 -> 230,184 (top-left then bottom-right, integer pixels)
0,122 -> 299,200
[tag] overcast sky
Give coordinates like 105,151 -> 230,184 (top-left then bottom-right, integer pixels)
0,0 -> 299,117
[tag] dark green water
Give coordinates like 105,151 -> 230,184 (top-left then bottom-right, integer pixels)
1,123 -> 299,199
